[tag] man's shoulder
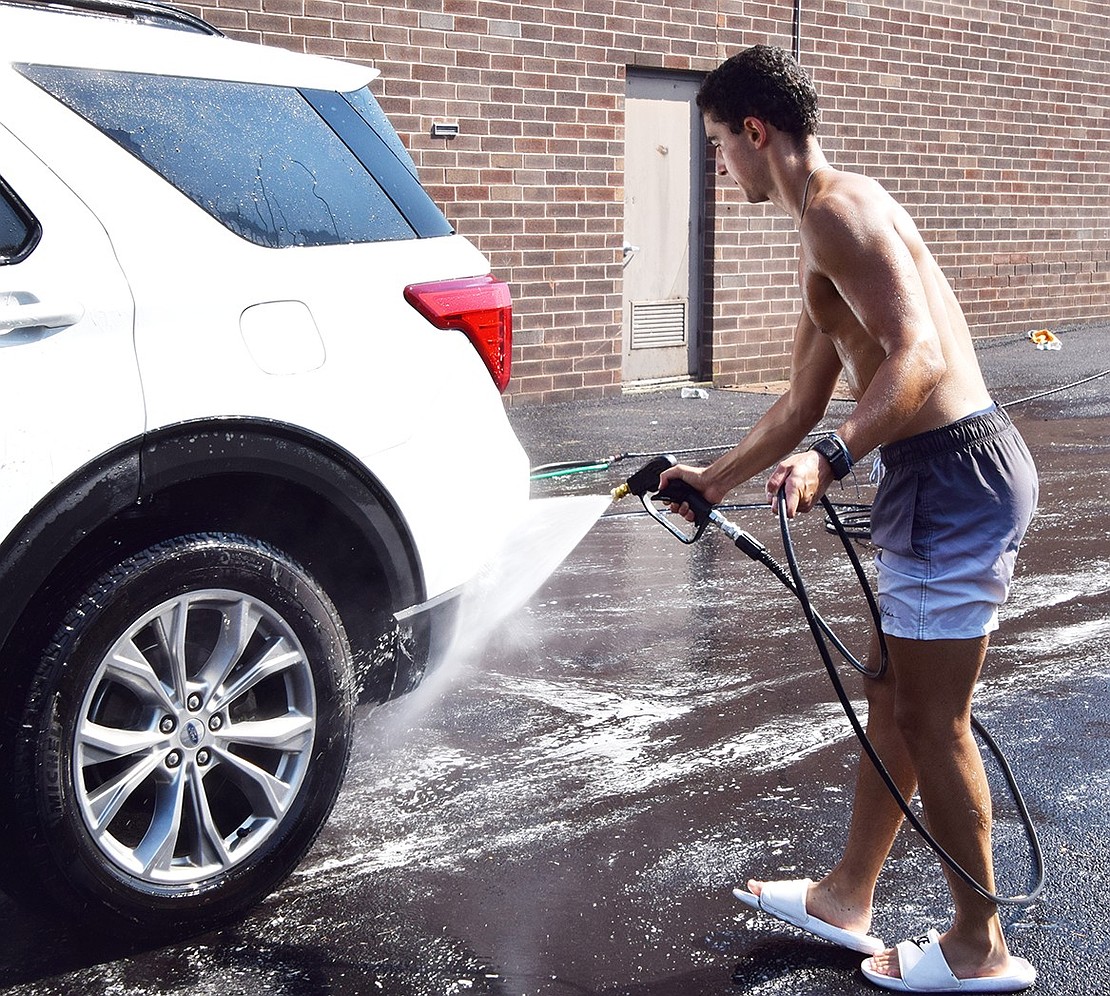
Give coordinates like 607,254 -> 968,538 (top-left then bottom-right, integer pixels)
814,171 -> 893,222
805,172 -> 908,255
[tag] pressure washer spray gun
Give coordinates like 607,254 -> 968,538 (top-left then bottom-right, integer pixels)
609,452 -> 1046,909
610,453 -> 774,563
610,453 -> 883,668
610,453 -> 884,679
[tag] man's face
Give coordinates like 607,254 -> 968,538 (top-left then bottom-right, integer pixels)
703,111 -> 767,204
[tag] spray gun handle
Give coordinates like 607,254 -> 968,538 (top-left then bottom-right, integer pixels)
644,478 -> 713,543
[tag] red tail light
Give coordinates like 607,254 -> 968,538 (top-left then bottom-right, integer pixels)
404,275 -> 513,392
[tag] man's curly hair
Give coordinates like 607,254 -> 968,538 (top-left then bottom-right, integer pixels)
696,45 -> 820,140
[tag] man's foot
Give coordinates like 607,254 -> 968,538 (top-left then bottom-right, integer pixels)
861,929 -> 1036,993
747,878 -> 875,938
733,877 -> 884,955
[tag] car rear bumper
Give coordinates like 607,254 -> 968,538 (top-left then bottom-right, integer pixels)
389,584 -> 463,698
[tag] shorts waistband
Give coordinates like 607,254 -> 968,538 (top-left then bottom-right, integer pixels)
880,404 -> 1012,469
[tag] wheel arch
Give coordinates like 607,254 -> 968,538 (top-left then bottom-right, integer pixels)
0,418 -> 425,718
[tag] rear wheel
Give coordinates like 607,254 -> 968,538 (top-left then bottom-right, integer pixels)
6,533 -> 354,939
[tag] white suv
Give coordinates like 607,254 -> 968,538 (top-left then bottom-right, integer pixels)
0,0 -> 529,938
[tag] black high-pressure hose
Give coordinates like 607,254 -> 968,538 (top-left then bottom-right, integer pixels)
624,457 -> 1045,908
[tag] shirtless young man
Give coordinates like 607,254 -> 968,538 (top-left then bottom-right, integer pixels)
659,46 -> 1039,992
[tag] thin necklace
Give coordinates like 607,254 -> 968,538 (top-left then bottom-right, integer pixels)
800,165 -> 829,222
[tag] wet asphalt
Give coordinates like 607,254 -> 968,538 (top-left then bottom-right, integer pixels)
0,325 -> 1107,995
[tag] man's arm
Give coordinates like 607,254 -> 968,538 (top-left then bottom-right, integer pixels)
659,310 -> 842,505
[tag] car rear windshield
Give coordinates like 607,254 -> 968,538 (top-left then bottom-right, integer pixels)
18,65 -> 453,247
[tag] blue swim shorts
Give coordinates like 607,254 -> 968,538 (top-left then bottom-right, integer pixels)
870,405 -> 1038,641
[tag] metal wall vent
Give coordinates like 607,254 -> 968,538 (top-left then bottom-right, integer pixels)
630,299 -> 687,350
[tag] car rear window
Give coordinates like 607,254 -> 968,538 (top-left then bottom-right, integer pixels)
18,65 -> 452,247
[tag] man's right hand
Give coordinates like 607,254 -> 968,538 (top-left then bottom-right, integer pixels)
656,464 -> 726,522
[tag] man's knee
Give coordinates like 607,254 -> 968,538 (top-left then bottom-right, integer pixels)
891,693 -> 967,751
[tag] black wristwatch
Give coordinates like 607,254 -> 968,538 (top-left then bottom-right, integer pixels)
810,433 -> 854,480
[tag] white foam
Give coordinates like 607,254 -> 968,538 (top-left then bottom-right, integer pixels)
1005,562 -> 1110,618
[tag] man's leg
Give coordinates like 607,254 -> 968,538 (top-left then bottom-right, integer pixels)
749,632 -> 918,935
865,634 -> 1014,982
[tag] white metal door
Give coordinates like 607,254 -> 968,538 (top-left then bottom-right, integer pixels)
622,73 -> 703,384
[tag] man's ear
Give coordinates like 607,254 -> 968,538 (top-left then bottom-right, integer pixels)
741,116 -> 769,147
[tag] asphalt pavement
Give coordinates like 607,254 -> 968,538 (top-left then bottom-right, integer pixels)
505,322 -> 1110,994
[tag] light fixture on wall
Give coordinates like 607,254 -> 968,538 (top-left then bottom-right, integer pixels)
431,122 -> 459,139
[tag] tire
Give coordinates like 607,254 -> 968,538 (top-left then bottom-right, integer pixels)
7,533 -> 354,939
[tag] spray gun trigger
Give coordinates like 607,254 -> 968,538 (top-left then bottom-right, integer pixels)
617,455 -> 711,542
654,480 -> 713,523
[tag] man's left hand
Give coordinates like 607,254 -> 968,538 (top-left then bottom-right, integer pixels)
766,450 -> 832,517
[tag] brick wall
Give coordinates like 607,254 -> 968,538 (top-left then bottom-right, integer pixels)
184,0 -> 1110,406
